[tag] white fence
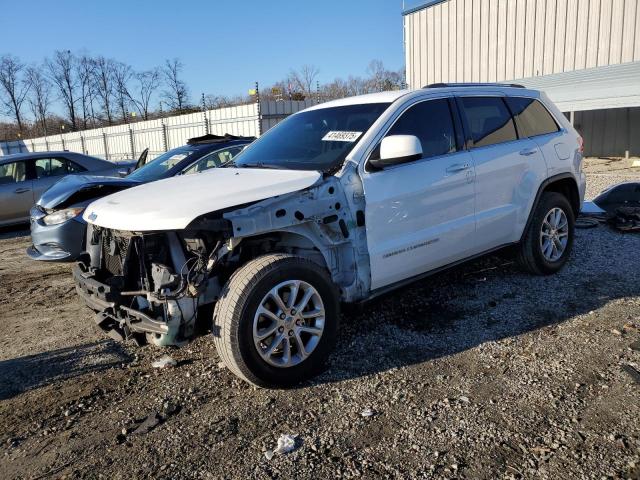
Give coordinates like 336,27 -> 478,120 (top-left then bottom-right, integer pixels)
0,100 -> 315,161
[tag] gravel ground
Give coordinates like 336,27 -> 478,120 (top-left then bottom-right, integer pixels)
583,157 -> 640,199
0,164 -> 639,479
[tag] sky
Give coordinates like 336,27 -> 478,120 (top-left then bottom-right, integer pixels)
1,0 -> 412,116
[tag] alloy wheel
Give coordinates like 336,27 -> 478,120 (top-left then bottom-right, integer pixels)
252,280 -> 325,368
540,207 -> 569,262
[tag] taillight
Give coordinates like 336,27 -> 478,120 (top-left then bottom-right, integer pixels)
577,136 -> 584,154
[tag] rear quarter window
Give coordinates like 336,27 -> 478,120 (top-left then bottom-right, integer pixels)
506,97 -> 560,138
66,159 -> 87,173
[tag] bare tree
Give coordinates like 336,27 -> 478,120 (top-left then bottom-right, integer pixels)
76,54 -> 97,129
321,77 -> 350,100
203,93 -> 250,109
365,60 -> 402,92
290,64 -> 320,94
161,58 -> 189,111
93,56 -> 114,125
45,50 -> 78,129
130,68 -> 161,120
0,55 -> 30,133
203,94 -> 229,109
112,61 -> 133,121
24,65 -> 52,136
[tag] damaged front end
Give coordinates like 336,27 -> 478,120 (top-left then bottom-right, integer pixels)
74,169 -> 371,347
74,225 -> 226,346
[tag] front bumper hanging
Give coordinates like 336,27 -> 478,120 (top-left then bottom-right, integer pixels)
73,264 -> 170,342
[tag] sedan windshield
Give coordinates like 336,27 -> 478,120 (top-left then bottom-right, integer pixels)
127,146 -> 197,182
233,103 -> 390,171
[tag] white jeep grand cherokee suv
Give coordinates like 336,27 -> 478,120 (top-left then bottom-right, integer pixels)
74,84 -> 586,387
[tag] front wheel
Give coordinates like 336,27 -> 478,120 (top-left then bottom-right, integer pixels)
212,254 -> 339,387
517,191 -> 575,275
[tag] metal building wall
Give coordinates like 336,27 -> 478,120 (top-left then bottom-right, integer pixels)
404,0 -> 640,88
574,107 -> 640,156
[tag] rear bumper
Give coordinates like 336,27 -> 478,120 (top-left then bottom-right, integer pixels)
73,265 -> 170,341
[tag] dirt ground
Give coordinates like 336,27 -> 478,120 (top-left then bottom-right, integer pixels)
0,160 -> 639,479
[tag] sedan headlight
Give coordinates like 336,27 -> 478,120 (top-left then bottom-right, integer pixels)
42,207 -> 85,226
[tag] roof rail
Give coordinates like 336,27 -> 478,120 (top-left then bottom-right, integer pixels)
424,82 -> 526,89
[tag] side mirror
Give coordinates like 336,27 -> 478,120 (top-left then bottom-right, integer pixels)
369,135 -> 423,169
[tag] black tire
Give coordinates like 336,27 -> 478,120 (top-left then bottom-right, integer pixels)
517,191 -> 575,275
212,254 -> 340,387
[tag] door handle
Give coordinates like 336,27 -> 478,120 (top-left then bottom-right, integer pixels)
446,163 -> 470,174
14,187 -> 30,194
519,148 -> 537,156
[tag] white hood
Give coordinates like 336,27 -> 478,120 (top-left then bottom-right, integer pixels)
83,167 -> 321,231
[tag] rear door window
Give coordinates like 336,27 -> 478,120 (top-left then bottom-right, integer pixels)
34,158 -> 66,178
460,97 -> 518,148
506,97 -> 560,138
33,157 -> 86,178
0,161 -> 27,184
385,98 -> 457,159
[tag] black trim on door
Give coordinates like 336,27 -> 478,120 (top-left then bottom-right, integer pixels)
502,97 -> 523,139
448,97 -> 466,151
24,159 -> 37,181
364,242 -> 513,302
452,96 -> 472,150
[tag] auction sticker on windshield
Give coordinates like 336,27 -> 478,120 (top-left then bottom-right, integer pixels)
322,131 -> 362,142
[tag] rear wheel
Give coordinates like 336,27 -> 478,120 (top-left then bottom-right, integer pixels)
517,192 -> 575,275
213,254 -> 339,387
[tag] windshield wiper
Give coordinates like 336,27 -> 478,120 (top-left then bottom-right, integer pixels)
237,162 -> 283,169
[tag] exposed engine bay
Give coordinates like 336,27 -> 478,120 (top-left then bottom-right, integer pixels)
74,225 -> 225,345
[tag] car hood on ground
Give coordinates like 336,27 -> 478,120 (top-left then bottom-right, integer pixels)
83,167 -> 322,231
38,175 -> 142,210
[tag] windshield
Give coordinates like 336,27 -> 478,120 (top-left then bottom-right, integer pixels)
233,103 -> 389,171
127,146 -> 197,182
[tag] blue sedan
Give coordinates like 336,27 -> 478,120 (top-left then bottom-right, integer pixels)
27,135 -> 254,261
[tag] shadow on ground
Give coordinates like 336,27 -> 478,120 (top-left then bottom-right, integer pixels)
0,224 -> 30,240
313,245 -> 639,385
0,340 -> 131,401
